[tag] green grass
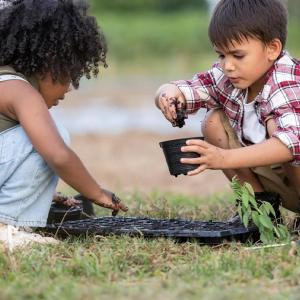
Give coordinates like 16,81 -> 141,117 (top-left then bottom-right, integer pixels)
1,191 -> 300,300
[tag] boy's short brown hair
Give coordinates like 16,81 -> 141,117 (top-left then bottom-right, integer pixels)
208,0 -> 288,49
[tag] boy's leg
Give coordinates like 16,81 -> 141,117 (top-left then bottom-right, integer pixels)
203,112 -> 300,213
252,164 -> 300,212
202,109 -> 264,191
202,110 -> 289,221
283,164 -> 300,198
259,118 -> 300,212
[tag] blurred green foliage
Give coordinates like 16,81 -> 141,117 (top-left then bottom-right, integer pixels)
287,0 -> 300,18
92,8 -> 213,73
97,12 -> 211,63
90,1 -> 300,74
90,0 -> 207,13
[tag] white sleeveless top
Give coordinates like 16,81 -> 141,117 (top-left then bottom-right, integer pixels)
0,74 -> 28,83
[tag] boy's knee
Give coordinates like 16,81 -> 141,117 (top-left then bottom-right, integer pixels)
202,109 -> 239,149
201,109 -> 224,137
202,109 -> 230,147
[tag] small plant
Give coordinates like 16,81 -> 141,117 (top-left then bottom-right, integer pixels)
231,177 -> 290,244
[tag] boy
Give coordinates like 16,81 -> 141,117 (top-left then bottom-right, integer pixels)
155,0 -> 300,217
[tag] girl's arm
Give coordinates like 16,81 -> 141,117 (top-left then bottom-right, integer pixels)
1,80 -> 127,212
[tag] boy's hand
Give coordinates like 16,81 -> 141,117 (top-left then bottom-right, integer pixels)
155,84 -> 186,126
180,139 -> 227,175
93,189 -> 128,216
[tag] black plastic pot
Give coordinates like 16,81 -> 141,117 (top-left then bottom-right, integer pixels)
47,194 -> 95,224
47,203 -> 82,224
159,137 -> 204,177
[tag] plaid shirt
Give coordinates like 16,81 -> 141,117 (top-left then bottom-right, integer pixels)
173,51 -> 300,165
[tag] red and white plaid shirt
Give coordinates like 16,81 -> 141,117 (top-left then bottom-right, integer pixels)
173,51 -> 300,165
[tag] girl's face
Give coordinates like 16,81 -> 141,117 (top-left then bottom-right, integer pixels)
38,74 -> 72,108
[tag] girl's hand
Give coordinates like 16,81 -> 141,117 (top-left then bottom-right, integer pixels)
155,84 -> 186,125
93,189 -> 128,216
53,192 -> 81,207
180,139 -> 227,175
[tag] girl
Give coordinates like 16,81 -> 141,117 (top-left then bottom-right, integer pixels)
0,0 -> 127,249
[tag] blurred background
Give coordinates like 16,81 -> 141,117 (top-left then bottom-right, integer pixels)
55,0 -> 300,197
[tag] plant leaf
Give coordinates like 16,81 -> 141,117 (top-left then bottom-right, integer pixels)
277,225 -> 290,241
244,182 -> 255,197
237,206 -> 242,219
261,203 -> 270,215
260,232 -> 269,243
274,227 -> 280,238
258,215 -> 274,230
242,213 -> 249,228
252,211 -> 260,226
263,202 -> 276,217
248,194 -> 258,210
241,192 -> 249,209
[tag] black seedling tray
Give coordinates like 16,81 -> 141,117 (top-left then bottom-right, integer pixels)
42,217 -> 259,244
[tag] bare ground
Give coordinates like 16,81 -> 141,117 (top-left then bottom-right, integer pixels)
60,131 -> 230,197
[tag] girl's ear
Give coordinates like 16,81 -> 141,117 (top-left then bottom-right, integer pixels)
267,38 -> 282,61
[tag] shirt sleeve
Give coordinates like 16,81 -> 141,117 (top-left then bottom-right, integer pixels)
171,64 -> 223,114
269,81 -> 300,165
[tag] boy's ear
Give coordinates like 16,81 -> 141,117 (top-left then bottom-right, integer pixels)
267,38 -> 282,61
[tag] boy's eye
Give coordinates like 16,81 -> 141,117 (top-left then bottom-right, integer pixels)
233,55 -> 244,59
218,54 -> 225,59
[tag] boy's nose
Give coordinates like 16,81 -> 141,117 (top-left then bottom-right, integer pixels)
223,59 -> 235,72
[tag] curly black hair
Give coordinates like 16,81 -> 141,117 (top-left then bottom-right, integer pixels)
0,0 -> 107,88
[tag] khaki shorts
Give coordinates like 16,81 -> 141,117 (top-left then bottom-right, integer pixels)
219,110 -> 300,213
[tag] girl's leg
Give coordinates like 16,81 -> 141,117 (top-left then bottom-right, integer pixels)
0,119 -> 70,227
0,148 -> 59,227
201,109 -> 264,191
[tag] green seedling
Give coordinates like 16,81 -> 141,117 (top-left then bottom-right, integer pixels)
231,177 -> 290,244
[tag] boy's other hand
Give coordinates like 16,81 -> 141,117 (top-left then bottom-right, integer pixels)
155,84 -> 186,125
94,189 -> 128,216
180,139 -> 227,175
